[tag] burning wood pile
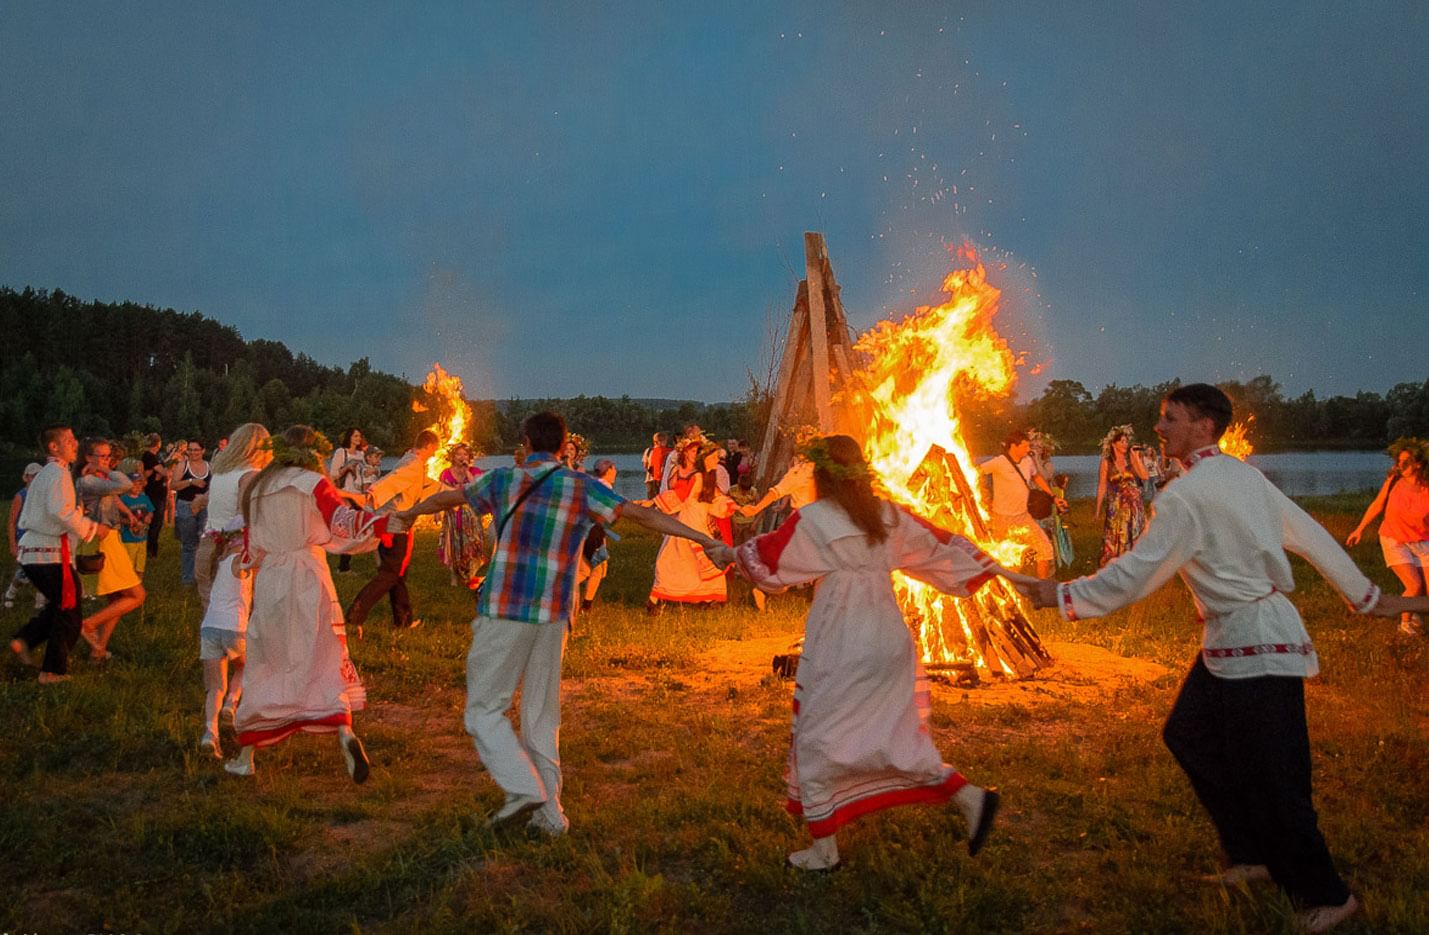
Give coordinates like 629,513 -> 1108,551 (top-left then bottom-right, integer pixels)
1220,415 -> 1255,460
412,362 -> 473,481
847,246 -> 1051,683
761,235 -> 1052,685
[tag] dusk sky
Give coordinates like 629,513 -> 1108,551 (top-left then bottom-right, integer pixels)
2,2 -> 1425,403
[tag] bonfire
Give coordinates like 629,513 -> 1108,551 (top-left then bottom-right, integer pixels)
846,245 -> 1050,681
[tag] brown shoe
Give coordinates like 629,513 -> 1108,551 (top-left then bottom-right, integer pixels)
1296,894 -> 1358,933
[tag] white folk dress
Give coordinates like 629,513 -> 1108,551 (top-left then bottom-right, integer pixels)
235,467 -> 387,748
649,472 -> 735,604
735,498 -> 999,838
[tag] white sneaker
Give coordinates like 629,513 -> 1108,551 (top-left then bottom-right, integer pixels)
223,757 -> 255,777
200,733 -> 222,760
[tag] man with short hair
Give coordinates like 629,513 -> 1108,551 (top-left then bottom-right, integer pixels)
978,429 -> 1063,578
345,429 -> 440,635
9,425 -> 112,683
399,411 -> 726,836
1025,384 -> 1429,933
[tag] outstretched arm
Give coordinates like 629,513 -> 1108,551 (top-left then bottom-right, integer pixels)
617,501 -> 726,555
396,488 -> 469,524
1345,476 -> 1392,547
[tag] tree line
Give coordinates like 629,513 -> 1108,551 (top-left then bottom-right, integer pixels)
0,287 -> 760,458
2,286 -> 1421,460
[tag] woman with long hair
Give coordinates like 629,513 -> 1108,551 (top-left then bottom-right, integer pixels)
716,435 -> 1038,871
1347,437 -> 1429,635
223,425 -> 392,782
646,439 -> 735,610
437,443 -> 490,590
75,437 -> 146,660
1095,425 -> 1148,566
194,423 -> 272,758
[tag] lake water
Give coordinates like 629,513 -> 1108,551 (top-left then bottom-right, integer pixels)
464,450 -> 1394,501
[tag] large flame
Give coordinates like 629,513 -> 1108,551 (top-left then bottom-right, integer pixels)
411,362 -> 473,482
849,245 -> 1037,673
1220,416 -> 1255,460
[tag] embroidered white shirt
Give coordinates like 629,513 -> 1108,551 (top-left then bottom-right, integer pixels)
17,460 -> 99,563
1055,446 -> 1380,678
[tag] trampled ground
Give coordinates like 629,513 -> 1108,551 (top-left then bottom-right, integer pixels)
2,495 -> 1425,933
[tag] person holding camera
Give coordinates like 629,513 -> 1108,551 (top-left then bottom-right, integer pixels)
977,429 -> 1064,578
1096,425 -> 1150,566
9,425 -> 112,683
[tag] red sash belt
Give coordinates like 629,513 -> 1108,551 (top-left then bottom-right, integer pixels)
60,534 -> 76,610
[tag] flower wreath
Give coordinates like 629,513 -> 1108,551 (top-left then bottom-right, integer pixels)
1028,429 -> 1059,455
1099,424 -> 1135,457
262,430 -> 334,473
799,437 -> 871,482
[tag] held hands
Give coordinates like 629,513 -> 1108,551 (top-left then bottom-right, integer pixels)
1002,571 -> 1059,609
705,542 -> 736,568
1368,594 -> 1429,618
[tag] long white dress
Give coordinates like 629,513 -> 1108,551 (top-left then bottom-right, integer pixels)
735,498 -> 999,838
235,468 -> 386,748
649,472 -> 735,603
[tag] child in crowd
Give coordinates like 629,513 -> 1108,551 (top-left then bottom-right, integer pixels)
4,463 -> 44,609
119,471 -> 156,577
358,447 -> 383,492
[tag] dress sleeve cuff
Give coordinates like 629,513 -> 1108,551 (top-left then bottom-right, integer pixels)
1057,582 -> 1079,622
1356,583 -> 1382,614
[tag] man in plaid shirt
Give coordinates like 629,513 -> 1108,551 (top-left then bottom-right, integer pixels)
399,411 -> 727,836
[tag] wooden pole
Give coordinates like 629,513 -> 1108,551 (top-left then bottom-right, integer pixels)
803,232 -> 835,432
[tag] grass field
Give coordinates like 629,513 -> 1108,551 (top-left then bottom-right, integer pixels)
2,493 -> 1425,933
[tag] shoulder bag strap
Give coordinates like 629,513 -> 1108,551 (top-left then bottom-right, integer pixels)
494,466 -> 560,541
1004,453 -> 1032,489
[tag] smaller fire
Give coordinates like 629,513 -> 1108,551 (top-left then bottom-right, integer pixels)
1220,415 -> 1255,460
411,363 -> 473,482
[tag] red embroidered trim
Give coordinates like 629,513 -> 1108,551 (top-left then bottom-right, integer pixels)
789,772 -> 970,837
313,478 -> 344,524
754,511 -> 802,576
1183,446 -> 1222,471
237,712 -> 352,748
1202,643 -> 1314,659
1059,584 -> 1077,621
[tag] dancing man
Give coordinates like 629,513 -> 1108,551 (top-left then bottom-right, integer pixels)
398,411 -> 727,837
345,429 -> 440,635
1025,384 -> 1429,933
9,425 -> 111,683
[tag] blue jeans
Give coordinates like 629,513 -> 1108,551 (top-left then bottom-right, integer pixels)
174,499 -> 208,585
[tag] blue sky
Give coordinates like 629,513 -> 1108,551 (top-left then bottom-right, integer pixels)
2,2 -> 1424,401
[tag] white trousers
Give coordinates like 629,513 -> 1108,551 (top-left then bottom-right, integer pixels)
465,615 -> 568,831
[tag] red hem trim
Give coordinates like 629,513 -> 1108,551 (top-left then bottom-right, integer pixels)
789,771 -> 969,837
238,712 -> 351,748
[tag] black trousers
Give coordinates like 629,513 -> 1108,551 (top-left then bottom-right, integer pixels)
345,533 -> 412,628
15,563 -> 84,675
1162,657 -> 1350,909
145,502 -> 165,557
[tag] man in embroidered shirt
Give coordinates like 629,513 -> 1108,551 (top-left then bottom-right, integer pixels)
345,429 -> 440,634
9,425 -> 112,683
978,430 -> 1064,578
398,411 -> 727,836
1024,384 -> 1428,933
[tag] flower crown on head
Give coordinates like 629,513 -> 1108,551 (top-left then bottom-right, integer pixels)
1028,429 -> 1059,454
800,437 -> 871,482
567,432 -> 590,461
262,430 -> 333,472
1100,424 -> 1135,455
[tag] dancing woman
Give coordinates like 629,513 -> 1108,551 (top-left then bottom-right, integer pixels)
223,426 -> 392,782
195,423 -> 272,758
1095,425 -> 1148,566
75,438 -> 146,660
713,435 -> 1038,871
646,440 -> 735,609
1346,437 -> 1429,636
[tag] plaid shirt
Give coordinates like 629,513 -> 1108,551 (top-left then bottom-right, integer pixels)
464,453 -> 625,623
